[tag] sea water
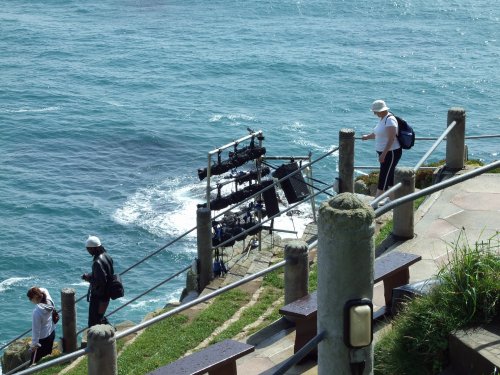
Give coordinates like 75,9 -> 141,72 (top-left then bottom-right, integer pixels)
1,0 -> 499,358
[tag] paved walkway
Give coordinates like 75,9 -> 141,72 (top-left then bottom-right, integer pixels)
236,171 -> 500,374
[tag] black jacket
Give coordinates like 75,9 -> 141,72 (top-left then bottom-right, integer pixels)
90,252 -> 114,298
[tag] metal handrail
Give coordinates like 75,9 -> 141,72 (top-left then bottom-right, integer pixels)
14,239 -> 319,374
14,348 -> 88,375
1,145 -> 338,352
414,120 -> 456,171
370,120 -> 458,207
75,264 -> 192,336
354,166 -> 438,170
212,182 -> 334,250
374,160 -> 500,217
356,133 -> 500,141
271,330 -> 327,375
12,162 -> 500,374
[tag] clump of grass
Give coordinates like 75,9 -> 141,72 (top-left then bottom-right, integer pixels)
374,231 -> 500,375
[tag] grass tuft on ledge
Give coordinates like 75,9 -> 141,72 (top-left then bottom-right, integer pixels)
374,231 -> 500,375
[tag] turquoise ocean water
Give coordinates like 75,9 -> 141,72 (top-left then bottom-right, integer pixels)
1,0 -> 499,357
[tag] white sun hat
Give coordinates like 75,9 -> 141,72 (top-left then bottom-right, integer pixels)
371,100 -> 389,113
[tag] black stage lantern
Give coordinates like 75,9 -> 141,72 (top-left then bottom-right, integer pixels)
272,162 -> 310,204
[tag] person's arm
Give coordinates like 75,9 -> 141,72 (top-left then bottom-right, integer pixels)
379,126 -> 397,162
30,310 -> 41,350
362,132 -> 375,141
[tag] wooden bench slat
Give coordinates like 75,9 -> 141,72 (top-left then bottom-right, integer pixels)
279,251 -> 421,318
374,251 -> 421,283
279,291 -> 317,319
278,251 -> 421,361
147,339 -> 254,375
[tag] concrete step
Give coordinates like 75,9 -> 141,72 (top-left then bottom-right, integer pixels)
448,322 -> 500,375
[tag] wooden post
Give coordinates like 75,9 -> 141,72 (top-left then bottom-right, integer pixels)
284,240 -> 309,305
446,108 -> 466,171
338,129 -> 355,193
61,288 -> 78,353
392,168 -> 415,240
197,207 -> 213,292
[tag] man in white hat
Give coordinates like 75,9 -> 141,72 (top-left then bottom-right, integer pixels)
82,235 -> 114,327
362,100 -> 402,202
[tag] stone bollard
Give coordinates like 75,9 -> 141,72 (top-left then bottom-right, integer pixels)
87,324 -> 117,375
196,206 -> 213,292
318,193 -> 375,375
284,240 -> 309,305
446,108 -> 466,171
61,288 -> 78,353
338,129 -> 355,193
392,168 -> 416,240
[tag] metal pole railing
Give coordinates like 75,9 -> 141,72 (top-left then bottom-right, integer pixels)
212,182 -> 334,250
11,236 -> 317,375
370,120 -> 459,208
15,348 -> 88,375
271,330 -> 327,375
75,264 -> 192,336
414,120 -> 457,171
1,146 -> 338,352
374,160 -> 500,217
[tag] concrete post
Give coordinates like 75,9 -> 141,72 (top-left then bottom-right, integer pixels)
318,193 -> 375,375
284,240 -> 309,305
87,325 -> 117,375
197,207 -> 213,292
338,129 -> 355,193
392,168 -> 416,240
446,108 -> 466,171
61,288 -> 78,353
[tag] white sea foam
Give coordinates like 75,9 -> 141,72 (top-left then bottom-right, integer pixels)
209,113 -> 255,124
1,106 -> 60,113
128,287 -> 183,310
0,277 -> 32,293
113,178 -> 202,243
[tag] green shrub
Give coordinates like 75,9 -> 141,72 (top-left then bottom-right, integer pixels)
374,232 -> 500,375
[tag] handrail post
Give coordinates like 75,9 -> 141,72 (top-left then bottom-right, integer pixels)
87,325 -> 117,375
446,108 -> 466,171
392,168 -> 416,240
318,193 -> 375,374
61,288 -> 78,353
284,240 -> 309,305
197,206 -> 213,292
338,129 -> 355,193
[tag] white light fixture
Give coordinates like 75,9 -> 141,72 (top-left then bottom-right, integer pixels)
344,298 -> 373,348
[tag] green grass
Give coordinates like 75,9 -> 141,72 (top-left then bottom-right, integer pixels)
374,232 -> 500,375
116,289 -> 250,375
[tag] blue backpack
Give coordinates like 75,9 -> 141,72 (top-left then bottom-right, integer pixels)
387,113 -> 415,150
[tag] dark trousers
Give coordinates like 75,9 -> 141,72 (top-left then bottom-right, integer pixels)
31,330 -> 55,363
377,148 -> 402,191
88,295 -> 110,327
